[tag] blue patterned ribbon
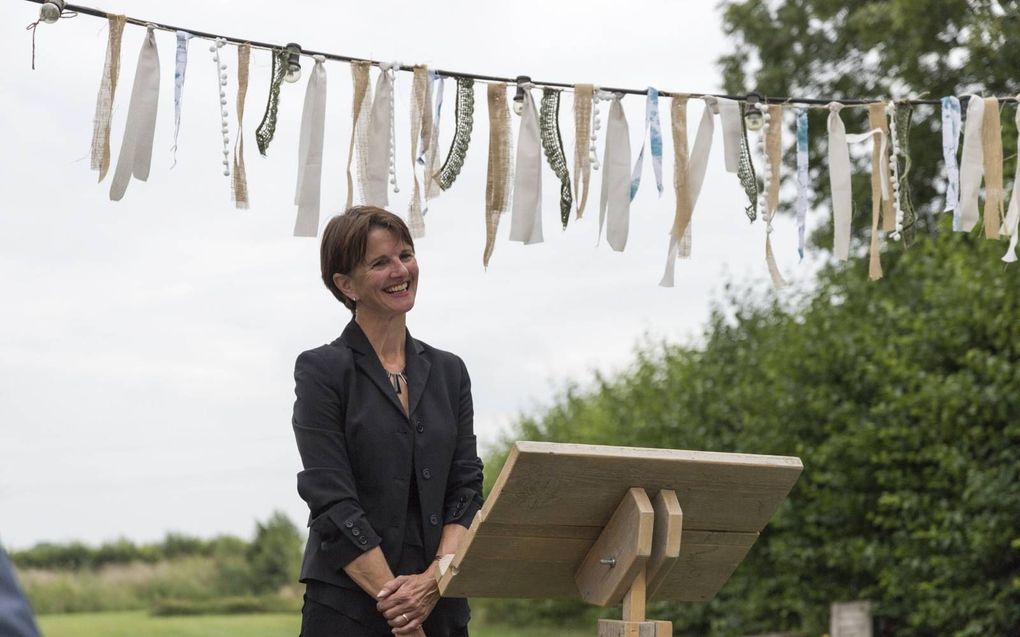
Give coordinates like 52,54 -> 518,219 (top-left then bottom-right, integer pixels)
629,87 -> 663,200
941,96 -> 962,220
795,108 -> 809,260
171,31 -> 192,167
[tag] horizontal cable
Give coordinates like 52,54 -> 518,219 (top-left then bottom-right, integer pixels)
23,0 -> 1020,106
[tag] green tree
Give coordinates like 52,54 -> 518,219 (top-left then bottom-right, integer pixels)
718,0 -> 1019,249
247,511 -> 303,594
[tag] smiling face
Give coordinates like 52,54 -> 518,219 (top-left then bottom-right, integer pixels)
334,227 -> 418,321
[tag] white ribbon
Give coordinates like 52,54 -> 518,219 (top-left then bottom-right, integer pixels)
110,26 -> 160,202
171,31 -> 192,167
1002,95 -> 1020,263
509,86 -> 543,245
364,64 -> 395,207
827,102 -> 888,261
598,95 -> 631,252
717,97 -> 742,173
941,96 -> 962,214
293,56 -> 327,237
659,96 -> 716,287
957,94 -> 985,232
795,108 -> 809,259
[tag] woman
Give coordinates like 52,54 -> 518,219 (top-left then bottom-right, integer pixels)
292,206 -> 484,636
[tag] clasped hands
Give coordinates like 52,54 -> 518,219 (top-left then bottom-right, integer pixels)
376,567 -> 440,636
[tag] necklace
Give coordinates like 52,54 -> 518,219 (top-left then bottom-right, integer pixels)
386,370 -> 407,394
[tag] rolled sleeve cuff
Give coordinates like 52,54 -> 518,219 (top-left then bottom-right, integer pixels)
314,508 -> 382,568
444,489 -> 483,528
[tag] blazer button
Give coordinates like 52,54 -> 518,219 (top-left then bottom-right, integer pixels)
352,528 -> 360,536
416,423 -> 424,434
345,520 -> 354,528
422,468 -> 432,479
359,536 -> 368,545
429,514 -> 439,526
415,417 -> 424,433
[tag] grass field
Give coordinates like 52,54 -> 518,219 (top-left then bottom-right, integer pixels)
37,611 -> 593,637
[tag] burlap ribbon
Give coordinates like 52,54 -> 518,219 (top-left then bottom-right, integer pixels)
763,104 -> 786,288
867,103 -> 889,280
293,56 -> 327,237
484,83 -> 513,268
573,84 -> 594,219
407,65 -> 429,238
981,97 -> 1004,239
232,43 -> 251,209
110,26 -> 160,201
90,14 -> 126,182
346,61 -> 372,209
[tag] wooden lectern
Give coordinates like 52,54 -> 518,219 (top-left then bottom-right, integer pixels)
438,441 -> 803,636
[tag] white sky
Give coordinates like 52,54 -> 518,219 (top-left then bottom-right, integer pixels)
0,0 -> 816,548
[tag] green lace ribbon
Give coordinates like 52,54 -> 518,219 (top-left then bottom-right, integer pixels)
737,107 -> 759,222
437,77 -> 475,191
894,101 -> 917,245
255,48 -> 288,156
540,88 -> 573,229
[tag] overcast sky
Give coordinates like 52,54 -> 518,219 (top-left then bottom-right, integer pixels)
0,0 -> 815,549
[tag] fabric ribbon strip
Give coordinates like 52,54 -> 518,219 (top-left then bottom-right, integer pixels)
255,48 -> 288,156
658,96 -> 690,287
293,56 -> 327,237
957,94 -> 985,232
737,108 -> 759,222
717,97 -> 742,173
540,88 -> 573,229
573,84 -> 594,219
90,14 -> 126,182
1002,95 -> 1020,263
484,83 -> 513,267
232,43 -> 251,209
659,95 -> 718,286
762,104 -> 786,289
598,94 -> 632,252
364,64 -> 395,207
346,61 -> 372,209
867,102 -> 889,280
406,65 -> 429,238
827,102 -> 889,261
436,77 -> 475,191
629,87 -> 664,200
941,96 -> 962,214
981,97 -> 1004,239
509,85 -> 543,245
422,75 -> 445,204
795,107 -> 809,259
892,102 -> 917,244
171,31 -> 193,167
109,26 -> 160,201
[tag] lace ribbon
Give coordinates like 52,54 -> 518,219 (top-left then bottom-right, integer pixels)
630,87 -> 664,200
658,96 -> 690,287
762,104 -> 786,288
346,61 -> 372,208
406,65 -> 429,238
795,108 -> 809,259
437,77 -> 475,191
509,85 -> 543,244
540,88 -> 572,229
892,102 -> 917,245
573,84 -> 593,219
598,94 -> 631,252
90,14 -> 126,182
293,56 -> 327,237
957,94 -> 985,232
941,96 -> 962,215
1002,96 -> 1020,263
171,31 -> 193,167
981,97 -> 1004,239
737,107 -> 759,222
110,26 -> 160,201
365,63 -> 396,207
867,103 -> 889,280
255,48 -> 288,156
484,83 -> 513,267
232,43 -> 251,209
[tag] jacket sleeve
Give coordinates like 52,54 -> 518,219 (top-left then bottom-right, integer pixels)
443,357 -> 485,528
292,349 -> 382,568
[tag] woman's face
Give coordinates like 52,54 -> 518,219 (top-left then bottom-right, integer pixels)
336,228 -> 418,320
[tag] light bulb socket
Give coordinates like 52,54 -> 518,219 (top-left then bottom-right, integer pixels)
284,43 -> 302,82
39,0 -> 65,23
513,75 -> 531,113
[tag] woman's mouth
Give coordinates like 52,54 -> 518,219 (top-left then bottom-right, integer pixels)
384,282 -> 410,294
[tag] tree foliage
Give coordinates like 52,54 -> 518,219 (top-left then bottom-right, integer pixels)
487,221 -> 1019,636
717,0 -> 1019,249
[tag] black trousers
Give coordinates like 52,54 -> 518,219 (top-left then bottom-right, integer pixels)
300,595 -> 470,637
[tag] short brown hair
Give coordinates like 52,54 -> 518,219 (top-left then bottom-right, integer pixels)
320,206 -> 415,313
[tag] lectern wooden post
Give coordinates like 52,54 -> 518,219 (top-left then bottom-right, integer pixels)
438,441 -> 803,636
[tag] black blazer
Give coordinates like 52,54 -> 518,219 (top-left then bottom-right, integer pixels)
292,320 -> 484,591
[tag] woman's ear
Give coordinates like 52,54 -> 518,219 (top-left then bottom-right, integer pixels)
333,273 -> 356,301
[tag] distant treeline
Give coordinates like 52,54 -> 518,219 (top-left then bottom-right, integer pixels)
12,533 -> 250,571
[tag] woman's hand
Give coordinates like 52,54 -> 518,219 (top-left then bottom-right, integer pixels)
376,569 -> 440,635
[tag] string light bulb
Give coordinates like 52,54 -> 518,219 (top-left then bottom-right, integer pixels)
39,0 -> 65,24
743,92 -> 765,131
513,75 -> 531,116
284,43 -> 302,83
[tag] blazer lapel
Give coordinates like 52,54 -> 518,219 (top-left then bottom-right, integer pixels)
404,334 -> 431,417
338,321 -> 407,418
